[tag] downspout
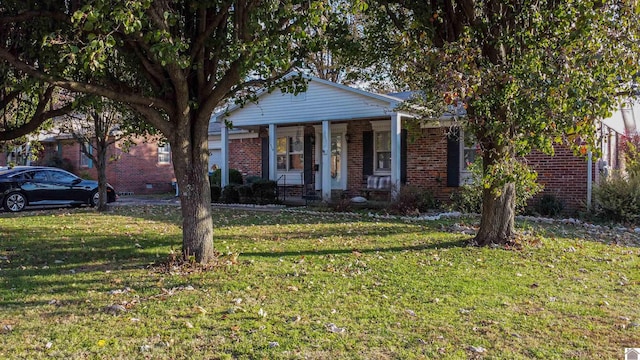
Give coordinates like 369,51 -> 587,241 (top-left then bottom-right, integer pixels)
587,151 -> 592,210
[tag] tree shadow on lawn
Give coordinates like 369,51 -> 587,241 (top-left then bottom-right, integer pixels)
241,238 -> 468,258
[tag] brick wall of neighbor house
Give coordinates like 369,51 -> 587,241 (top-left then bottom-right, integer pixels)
229,137 -> 262,177
34,137 -> 176,195
526,146 -> 593,214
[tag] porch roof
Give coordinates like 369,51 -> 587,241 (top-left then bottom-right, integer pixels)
209,74 -> 410,130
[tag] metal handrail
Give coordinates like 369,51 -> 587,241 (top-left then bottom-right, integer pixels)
276,174 -> 286,202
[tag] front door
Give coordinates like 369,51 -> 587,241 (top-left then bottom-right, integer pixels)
330,134 -> 343,189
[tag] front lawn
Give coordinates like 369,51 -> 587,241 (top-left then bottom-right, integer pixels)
0,205 -> 638,359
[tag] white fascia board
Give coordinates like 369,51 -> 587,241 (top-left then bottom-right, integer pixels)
207,131 -> 258,149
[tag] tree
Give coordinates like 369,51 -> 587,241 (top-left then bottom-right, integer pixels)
0,1 -> 328,263
361,0 -> 640,245
60,98 -> 155,211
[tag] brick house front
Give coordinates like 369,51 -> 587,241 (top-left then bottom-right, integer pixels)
210,74 -> 629,215
9,135 -> 178,195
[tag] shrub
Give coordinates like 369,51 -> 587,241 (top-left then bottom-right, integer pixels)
210,185 -> 221,202
45,154 -> 75,173
221,185 -> 240,204
244,175 -> 263,185
593,172 -> 640,224
450,159 -> 542,214
390,186 -> 438,215
536,193 -> 564,217
450,184 -> 482,213
237,185 -> 254,203
209,169 -> 243,186
331,197 -> 353,212
251,179 -> 277,204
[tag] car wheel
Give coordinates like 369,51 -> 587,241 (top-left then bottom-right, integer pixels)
90,190 -> 100,207
3,192 -> 27,212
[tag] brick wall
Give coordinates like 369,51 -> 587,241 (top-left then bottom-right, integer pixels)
225,123 -> 592,213
525,146 -> 593,214
34,137 -> 176,195
229,137 -> 262,177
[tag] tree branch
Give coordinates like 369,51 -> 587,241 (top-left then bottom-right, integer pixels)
0,48 -> 174,112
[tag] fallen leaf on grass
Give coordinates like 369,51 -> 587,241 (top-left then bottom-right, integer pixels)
104,304 -> 126,315
467,345 -> 486,353
326,323 -> 346,334
194,306 -> 207,315
405,309 -> 417,317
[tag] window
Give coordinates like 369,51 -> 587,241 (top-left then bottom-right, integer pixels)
48,169 -> 77,183
80,144 -> 92,168
460,129 -> 478,181
375,130 -> 391,172
158,143 -> 171,164
276,135 -> 303,171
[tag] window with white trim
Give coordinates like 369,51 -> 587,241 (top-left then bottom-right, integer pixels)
80,143 -> 92,168
370,120 -> 392,174
375,131 -> 391,172
158,143 -> 171,164
276,128 -> 303,171
460,129 -> 478,181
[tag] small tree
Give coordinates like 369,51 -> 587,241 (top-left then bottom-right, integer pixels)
60,98 -> 155,211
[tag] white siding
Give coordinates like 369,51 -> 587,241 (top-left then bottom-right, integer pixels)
219,80 -> 399,127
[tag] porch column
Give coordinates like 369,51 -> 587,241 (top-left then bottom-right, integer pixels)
391,113 -> 402,199
268,123 -> 277,181
321,120 -> 332,201
221,125 -> 229,187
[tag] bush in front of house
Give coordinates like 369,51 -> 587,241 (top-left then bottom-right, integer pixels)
209,168 -> 243,186
221,185 -> 240,204
210,185 -> 221,202
450,159 -> 542,215
251,179 -> 277,204
536,193 -> 564,217
390,186 -> 439,215
237,185 -> 254,203
593,171 -> 640,224
244,175 -> 263,185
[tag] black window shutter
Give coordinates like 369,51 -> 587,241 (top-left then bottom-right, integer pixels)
401,129 -> 408,184
303,134 -> 313,185
261,137 -> 269,179
447,128 -> 460,187
362,131 -> 373,177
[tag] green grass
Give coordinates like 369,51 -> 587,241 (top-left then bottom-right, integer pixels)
0,205 -> 639,359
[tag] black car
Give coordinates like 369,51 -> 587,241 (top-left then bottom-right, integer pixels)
0,166 -> 117,212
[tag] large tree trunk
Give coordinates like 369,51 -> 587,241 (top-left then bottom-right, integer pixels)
170,119 -> 215,264
473,182 -> 516,246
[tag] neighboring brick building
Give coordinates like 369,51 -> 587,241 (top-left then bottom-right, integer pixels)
210,74 -> 627,215
11,135 -> 178,195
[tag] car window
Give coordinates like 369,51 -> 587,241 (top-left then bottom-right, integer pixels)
32,171 -> 48,182
48,170 -> 78,182
18,171 -> 35,180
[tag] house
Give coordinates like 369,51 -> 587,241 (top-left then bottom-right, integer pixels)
0,133 -> 177,195
209,74 -> 631,214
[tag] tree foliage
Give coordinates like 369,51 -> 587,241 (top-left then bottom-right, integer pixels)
360,0 -> 640,245
0,1 -> 332,263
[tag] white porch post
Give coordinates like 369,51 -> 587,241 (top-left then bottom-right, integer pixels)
321,120 -> 332,201
268,123 -> 277,181
221,125 -> 229,187
391,113 -> 402,199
